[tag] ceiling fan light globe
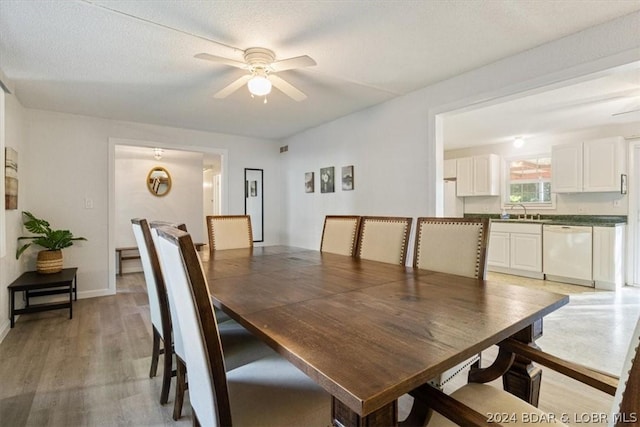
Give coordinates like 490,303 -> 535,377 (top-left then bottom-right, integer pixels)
248,76 -> 272,96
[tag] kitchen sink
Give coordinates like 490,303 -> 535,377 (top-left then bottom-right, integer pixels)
494,218 -> 549,223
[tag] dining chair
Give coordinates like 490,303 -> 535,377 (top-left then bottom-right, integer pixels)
154,225 -> 331,426
206,215 -> 253,252
413,217 -> 490,279
320,215 -> 361,256
148,220 -> 273,420
131,218 -> 176,405
412,217 -> 490,392
356,216 -> 413,265
415,314 -> 640,427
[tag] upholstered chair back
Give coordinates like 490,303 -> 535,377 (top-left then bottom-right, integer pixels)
413,217 -> 490,279
155,226 -> 231,427
206,215 -> 253,251
320,215 -> 361,256
356,216 -> 412,265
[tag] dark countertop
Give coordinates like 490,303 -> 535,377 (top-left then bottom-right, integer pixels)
466,214 -> 627,227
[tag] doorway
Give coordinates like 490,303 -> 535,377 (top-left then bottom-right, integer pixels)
109,138 -> 227,293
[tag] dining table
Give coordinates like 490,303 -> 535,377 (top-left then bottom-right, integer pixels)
200,246 -> 569,427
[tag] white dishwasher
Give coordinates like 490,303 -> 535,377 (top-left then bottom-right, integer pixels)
543,224 -> 594,287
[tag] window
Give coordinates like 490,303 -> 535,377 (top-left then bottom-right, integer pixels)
504,155 -> 553,207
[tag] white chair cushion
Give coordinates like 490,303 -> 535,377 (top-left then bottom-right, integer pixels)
228,354 -> 331,427
217,319 -> 277,372
427,383 -> 567,426
151,227 -> 185,359
132,223 -> 163,335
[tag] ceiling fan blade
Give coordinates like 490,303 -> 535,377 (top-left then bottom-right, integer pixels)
269,75 -> 307,101
195,53 -> 248,70
214,75 -> 252,98
270,55 -> 316,72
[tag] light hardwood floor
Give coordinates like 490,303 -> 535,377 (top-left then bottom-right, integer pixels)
1,272 -> 638,426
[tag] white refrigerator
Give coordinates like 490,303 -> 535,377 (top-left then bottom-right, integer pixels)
443,180 -> 464,217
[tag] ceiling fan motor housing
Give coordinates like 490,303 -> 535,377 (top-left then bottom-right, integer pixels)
244,47 -> 276,73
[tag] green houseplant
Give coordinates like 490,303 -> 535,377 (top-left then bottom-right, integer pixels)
16,211 -> 87,274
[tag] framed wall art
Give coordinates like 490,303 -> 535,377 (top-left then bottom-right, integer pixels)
342,165 -> 354,191
5,147 -> 18,210
320,167 -> 334,193
305,172 -> 314,193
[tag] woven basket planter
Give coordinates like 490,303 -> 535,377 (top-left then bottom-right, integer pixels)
37,250 -> 63,274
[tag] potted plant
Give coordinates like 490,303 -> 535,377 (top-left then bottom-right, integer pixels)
16,211 -> 87,274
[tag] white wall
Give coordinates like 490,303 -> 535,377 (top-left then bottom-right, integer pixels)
22,109 -> 281,299
282,11 -> 640,258
0,88 -> 28,340
115,146 -> 204,273
446,122 -> 639,216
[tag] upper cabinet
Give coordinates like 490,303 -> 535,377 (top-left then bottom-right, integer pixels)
552,136 -> 626,193
456,154 -> 500,196
443,159 -> 457,179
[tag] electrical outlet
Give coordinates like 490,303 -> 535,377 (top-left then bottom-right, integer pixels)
613,200 -> 621,207
84,198 -> 94,209
577,207 -> 585,213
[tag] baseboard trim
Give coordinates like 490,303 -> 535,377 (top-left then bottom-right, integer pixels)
0,319 -> 10,344
78,289 -> 116,299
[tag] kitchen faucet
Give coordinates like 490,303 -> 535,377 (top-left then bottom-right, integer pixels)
512,203 -> 527,220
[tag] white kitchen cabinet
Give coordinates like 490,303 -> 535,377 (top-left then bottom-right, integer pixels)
487,231 -> 509,268
583,137 -> 626,192
488,222 -> 543,279
510,233 -> 542,272
456,154 -> 500,197
552,136 -> 625,193
443,159 -> 457,179
551,142 -> 582,193
456,157 -> 474,196
593,225 -> 626,290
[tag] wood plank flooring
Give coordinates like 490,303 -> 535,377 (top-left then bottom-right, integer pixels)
0,274 -> 192,426
1,272 -> 638,426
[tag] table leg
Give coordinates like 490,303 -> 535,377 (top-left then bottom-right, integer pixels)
10,289 -> 15,328
69,279 -> 73,320
502,319 -> 543,407
332,398 -> 397,427
73,274 -> 77,301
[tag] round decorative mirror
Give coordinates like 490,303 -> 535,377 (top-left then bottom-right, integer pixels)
147,166 -> 172,197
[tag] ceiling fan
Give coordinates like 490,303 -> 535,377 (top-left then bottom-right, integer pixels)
195,47 -> 316,102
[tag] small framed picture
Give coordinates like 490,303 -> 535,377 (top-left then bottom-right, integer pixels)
341,165 -> 354,191
305,172 -> 314,193
320,167 -> 335,193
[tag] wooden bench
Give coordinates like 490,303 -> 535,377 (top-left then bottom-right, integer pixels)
116,243 -> 206,276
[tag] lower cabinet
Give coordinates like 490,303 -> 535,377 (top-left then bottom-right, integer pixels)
488,222 -> 543,279
593,225 -> 626,290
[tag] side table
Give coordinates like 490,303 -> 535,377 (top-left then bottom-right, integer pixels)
8,267 -> 78,328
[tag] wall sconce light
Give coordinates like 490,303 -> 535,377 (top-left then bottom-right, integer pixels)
153,148 -> 164,160
513,137 -> 525,148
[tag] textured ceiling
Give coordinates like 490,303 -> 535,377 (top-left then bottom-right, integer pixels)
1,1 -> 639,141
444,63 -> 640,150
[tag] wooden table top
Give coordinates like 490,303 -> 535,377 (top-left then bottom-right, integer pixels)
200,246 -> 569,417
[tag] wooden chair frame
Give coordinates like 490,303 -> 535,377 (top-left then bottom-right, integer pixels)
410,329 -> 639,427
131,218 -> 185,406
320,215 -> 362,256
356,216 -> 413,266
413,217 -> 490,279
156,226 -> 235,426
147,220 -> 188,420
